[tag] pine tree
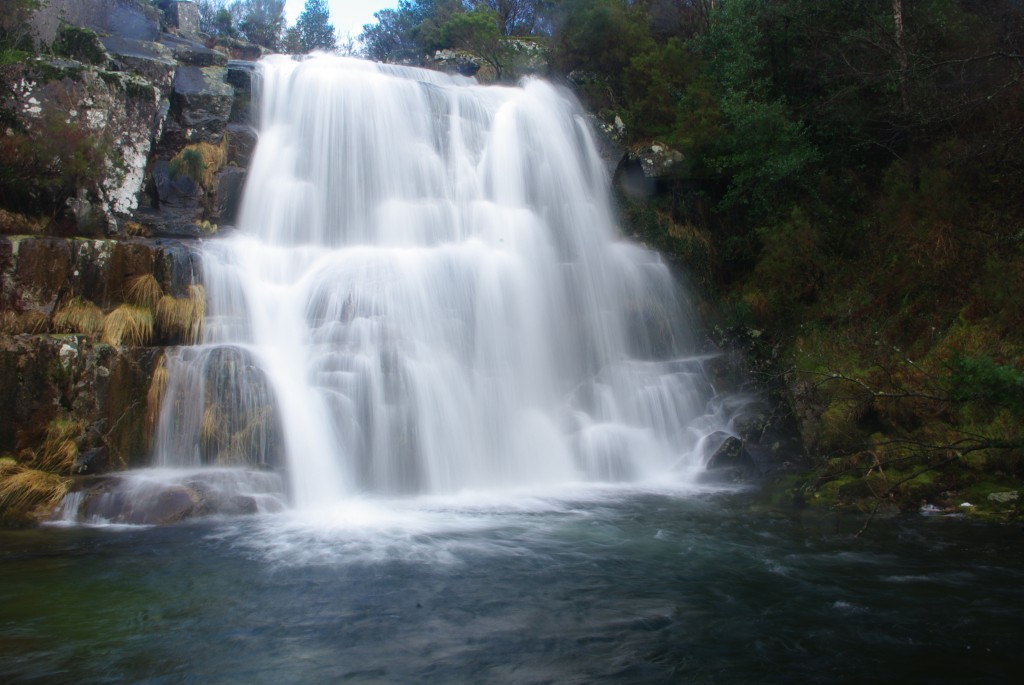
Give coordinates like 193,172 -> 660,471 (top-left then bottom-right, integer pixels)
296,0 -> 337,53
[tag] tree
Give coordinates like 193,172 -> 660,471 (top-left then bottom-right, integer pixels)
469,0 -> 543,36
443,7 -> 510,78
237,0 -> 286,50
295,0 -> 337,53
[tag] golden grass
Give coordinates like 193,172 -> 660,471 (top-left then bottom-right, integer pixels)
124,221 -> 151,237
224,406 -> 273,465
0,464 -> 70,518
200,403 -> 224,454
146,354 -> 168,431
2,309 -> 52,335
35,418 -> 83,473
126,274 -> 163,309
169,140 -> 228,190
102,304 -> 154,347
0,311 -> 16,334
53,297 -> 104,337
155,284 -> 205,344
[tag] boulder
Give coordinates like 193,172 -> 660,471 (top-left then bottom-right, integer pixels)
166,0 -> 201,37
169,66 -> 235,144
101,35 -> 178,87
57,469 -> 287,524
700,434 -> 760,484
430,49 -> 481,77
630,142 -> 686,179
162,33 -> 229,68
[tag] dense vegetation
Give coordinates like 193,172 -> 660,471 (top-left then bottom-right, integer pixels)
361,0 -> 1024,518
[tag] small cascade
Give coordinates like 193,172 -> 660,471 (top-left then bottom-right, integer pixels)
142,55 -> 748,510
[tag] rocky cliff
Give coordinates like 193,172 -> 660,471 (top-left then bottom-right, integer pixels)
0,0 -> 260,523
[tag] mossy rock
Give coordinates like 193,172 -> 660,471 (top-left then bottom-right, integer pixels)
53,26 -> 108,66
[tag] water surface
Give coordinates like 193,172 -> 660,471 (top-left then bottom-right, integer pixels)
3,489 -> 1022,684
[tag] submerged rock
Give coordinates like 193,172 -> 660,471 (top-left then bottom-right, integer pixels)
54,469 -> 287,524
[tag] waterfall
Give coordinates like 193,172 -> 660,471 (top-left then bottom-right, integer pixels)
153,55 -> 738,509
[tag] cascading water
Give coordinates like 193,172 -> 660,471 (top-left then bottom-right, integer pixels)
152,54 -> 743,511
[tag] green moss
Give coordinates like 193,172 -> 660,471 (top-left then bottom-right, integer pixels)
53,26 -> 106,66
31,58 -> 84,83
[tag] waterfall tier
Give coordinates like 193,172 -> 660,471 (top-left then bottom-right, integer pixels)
153,55 -> 740,509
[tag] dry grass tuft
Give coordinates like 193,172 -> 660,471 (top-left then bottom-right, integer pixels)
200,403 -> 224,454
102,304 -> 154,347
225,406 -> 273,464
0,311 -> 17,334
1,309 -> 53,335
36,418 -> 83,473
169,140 -> 228,190
146,354 -> 168,431
23,310 -> 50,333
156,284 -> 205,344
53,297 -> 104,337
124,221 -> 151,237
0,465 -> 69,519
126,274 -> 163,309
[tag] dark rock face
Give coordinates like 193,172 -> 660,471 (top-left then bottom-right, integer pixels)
1,58 -> 169,231
0,237 -> 201,313
101,35 -> 178,86
215,167 -> 248,226
162,33 -> 229,68
169,66 -> 235,144
0,337 -> 159,467
227,123 -> 258,167
699,434 -> 761,484
31,0 -> 162,46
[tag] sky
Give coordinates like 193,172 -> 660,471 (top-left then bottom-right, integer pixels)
283,1 -> 399,40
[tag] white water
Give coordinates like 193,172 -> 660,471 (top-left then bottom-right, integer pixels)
152,55 -> 743,510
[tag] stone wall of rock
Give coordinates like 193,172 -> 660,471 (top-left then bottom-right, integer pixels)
1,1 -> 263,521
0,236 -> 200,468
5,0 -> 258,239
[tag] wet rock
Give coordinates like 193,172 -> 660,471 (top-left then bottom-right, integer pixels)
59,469 -> 287,524
587,114 -> 627,178
226,61 -> 256,125
700,434 -> 760,484
1,236 -> 200,316
74,446 -> 109,475
226,123 -> 258,167
76,477 -> 197,524
169,66 -> 234,144
215,167 -> 247,226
